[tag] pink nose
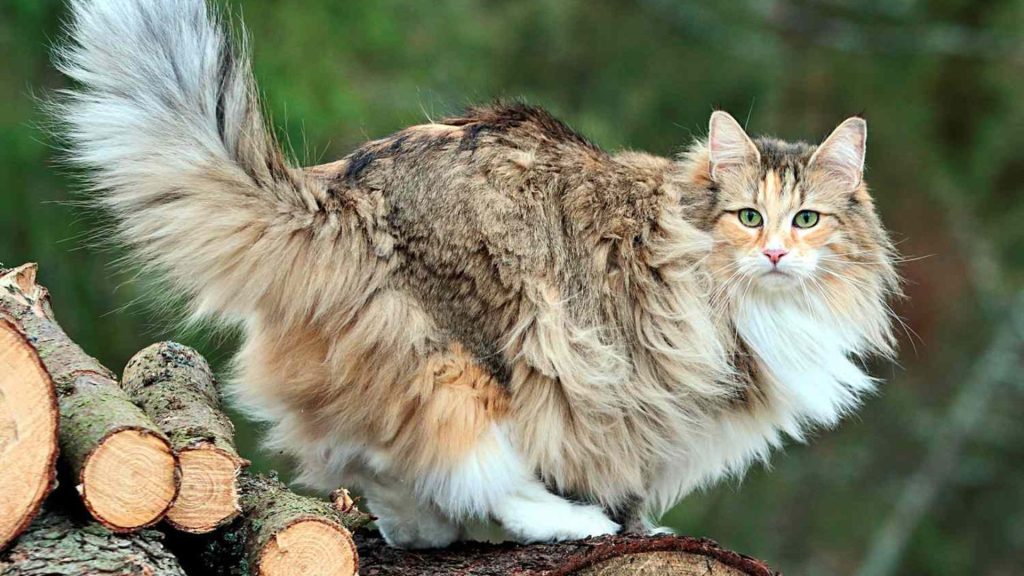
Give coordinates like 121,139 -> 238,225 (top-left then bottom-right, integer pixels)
763,248 -> 788,265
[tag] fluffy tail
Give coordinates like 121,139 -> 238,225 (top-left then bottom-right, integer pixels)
56,0 -> 341,322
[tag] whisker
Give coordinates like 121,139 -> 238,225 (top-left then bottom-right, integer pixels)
814,269 -> 921,353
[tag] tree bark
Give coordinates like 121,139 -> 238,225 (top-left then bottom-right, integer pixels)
0,264 -> 179,532
0,505 -> 186,576
355,532 -> 778,576
169,473 -> 374,576
0,318 -> 58,551
122,341 -> 248,534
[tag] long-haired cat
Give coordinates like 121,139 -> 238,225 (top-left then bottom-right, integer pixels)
55,0 -> 899,548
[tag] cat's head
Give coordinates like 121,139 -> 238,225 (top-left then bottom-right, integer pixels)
686,111 -> 899,350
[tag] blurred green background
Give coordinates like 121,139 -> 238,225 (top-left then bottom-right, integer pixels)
2,0 -> 1023,573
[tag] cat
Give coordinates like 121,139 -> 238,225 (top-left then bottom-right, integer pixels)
54,0 -> 900,548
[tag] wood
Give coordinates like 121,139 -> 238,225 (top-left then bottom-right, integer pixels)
0,264 -> 179,532
331,487 -> 356,513
0,319 -> 59,551
165,446 -> 240,532
119,341 -> 370,574
122,342 -> 247,534
0,504 -> 186,575
354,532 -> 779,576
168,473 -> 373,576
258,519 -> 357,576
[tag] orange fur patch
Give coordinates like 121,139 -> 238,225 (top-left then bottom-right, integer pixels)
402,344 -> 511,467
237,308 -> 510,480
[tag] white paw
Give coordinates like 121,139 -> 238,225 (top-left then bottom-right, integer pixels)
648,524 -> 676,535
377,512 -> 460,550
570,503 -> 622,538
496,499 -> 620,543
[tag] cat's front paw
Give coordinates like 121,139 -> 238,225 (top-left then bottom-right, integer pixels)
565,503 -> 622,539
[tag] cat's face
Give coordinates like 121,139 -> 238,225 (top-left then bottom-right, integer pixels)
701,112 -> 897,307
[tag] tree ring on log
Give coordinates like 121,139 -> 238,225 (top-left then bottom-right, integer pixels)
0,320 -> 59,550
80,428 -> 178,531
257,518 -> 357,576
165,443 -> 241,534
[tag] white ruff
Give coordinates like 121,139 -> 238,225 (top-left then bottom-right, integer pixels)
648,290 -> 876,517
735,291 -> 876,432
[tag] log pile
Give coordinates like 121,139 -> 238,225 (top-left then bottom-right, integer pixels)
0,263 -> 779,575
0,263 -> 177,534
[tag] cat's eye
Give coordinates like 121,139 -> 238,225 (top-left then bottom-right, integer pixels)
793,210 -> 820,229
738,209 -> 763,228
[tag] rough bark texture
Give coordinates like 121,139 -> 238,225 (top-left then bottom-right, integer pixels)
122,341 -> 247,533
0,505 -> 186,576
354,532 -> 779,576
168,473 -> 374,576
0,264 -> 178,532
0,318 -> 58,551
122,342 -> 241,457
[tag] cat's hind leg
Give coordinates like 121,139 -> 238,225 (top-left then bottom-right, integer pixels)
362,477 -> 461,549
419,423 -> 620,544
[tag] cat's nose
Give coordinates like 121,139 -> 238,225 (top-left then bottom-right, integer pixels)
763,248 -> 789,265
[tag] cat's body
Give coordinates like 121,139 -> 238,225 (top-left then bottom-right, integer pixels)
56,0 -> 899,547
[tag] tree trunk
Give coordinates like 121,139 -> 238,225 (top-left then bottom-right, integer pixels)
0,505 -> 186,576
0,318 -> 58,551
121,341 -> 248,534
355,532 -> 779,576
0,264 -> 178,533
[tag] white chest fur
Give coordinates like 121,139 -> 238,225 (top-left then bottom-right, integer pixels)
648,292 -> 876,517
734,293 -> 876,430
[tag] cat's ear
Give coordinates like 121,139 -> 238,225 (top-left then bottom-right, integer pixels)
708,111 -> 760,182
808,116 -> 867,191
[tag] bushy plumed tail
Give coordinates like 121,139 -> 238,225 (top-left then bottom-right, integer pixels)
56,0 -> 344,323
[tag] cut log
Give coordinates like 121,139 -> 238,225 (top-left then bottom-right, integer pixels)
355,532 -> 779,576
118,341 -> 370,574
0,504 -> 186,575
0,264 -> 179,532
169,473 -> 373,576
122,342 -> 247,534
0,319 -> 59,551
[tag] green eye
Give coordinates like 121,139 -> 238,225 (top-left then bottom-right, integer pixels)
793,210 -> 820,229
738,208 -> 763,228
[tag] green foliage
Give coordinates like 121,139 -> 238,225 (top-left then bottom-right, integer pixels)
2,1 -> 1022,573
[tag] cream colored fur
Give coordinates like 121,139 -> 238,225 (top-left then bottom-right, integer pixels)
56,0 -> 899,548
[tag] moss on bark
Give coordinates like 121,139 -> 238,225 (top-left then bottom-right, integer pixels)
0,264 -> 176,531
0,506 -> 186,576
121,342 -> 241,457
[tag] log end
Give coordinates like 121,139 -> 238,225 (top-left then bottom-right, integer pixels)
80,428 -> 178,532
0,320 -> 58,550
257,518 -> 357,576
165,443 -> 242,534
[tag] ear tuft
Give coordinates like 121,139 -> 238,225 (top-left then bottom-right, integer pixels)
708,111 -> 760,182
809,117 -> 867,190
